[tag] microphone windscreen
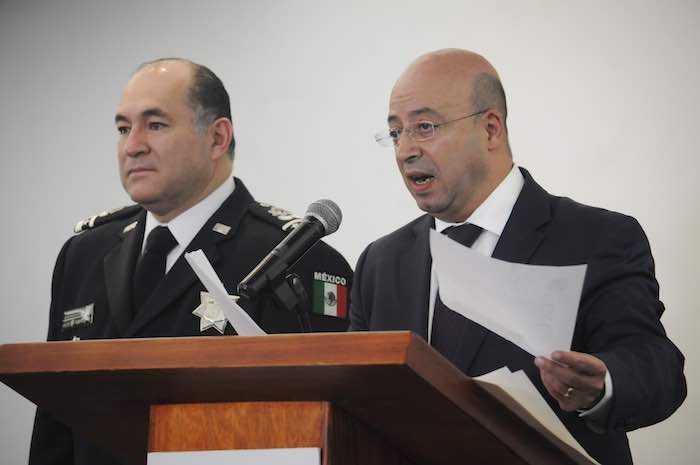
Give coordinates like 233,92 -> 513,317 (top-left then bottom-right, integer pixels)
306,199 -> 342,235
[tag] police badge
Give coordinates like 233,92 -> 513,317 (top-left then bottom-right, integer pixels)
192,291 -> 239,334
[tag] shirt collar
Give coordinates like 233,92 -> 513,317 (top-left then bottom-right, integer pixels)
143,177 -> 236,253
434,164 -> 524,236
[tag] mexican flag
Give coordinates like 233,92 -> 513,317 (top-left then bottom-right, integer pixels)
312,280 -> 348,318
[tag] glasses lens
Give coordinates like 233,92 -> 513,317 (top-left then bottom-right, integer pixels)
374,131 -> 395,147
413,121 -> 436,141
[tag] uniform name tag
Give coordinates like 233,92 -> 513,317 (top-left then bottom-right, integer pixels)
62,304 -> 94,330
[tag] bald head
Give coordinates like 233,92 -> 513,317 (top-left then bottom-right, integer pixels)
392,49 -> 507,131
398,49 -> 497,83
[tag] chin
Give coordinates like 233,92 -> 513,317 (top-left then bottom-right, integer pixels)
126,187 -> 158,206
418,199 -> 459,222
412,191 -> 437,210
415,199 -> 441,215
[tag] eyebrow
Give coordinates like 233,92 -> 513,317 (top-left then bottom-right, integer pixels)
114,107 -> 171,124
387,107 -> 443,125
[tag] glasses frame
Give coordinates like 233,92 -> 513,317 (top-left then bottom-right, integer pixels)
375,109 -> 489,147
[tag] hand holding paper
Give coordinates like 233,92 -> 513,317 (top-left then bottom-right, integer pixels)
535,351 -> 607,412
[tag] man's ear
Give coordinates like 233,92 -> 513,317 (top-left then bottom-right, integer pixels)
210,117 -> 234,159
484,110 -> 506,150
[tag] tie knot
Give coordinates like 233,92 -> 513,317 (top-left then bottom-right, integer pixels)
145,226 -> 177,255
442,223 -> 483,248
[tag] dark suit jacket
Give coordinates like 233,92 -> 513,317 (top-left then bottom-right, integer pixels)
349,168 -> 686,464
30,178 -> 353,465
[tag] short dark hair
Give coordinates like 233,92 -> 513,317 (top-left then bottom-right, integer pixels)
471,73 -> 508,132
137,58 -> 236,158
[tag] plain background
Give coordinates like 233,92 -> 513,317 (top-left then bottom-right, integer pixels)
1,1 -> 698,463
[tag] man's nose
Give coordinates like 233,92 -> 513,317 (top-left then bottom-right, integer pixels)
395,131 -> 422,163
123,127 -> 148,157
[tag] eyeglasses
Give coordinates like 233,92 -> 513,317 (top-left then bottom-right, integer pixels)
374,109 -> 488,147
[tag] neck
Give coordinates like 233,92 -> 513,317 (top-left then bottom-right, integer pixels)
439,159 -> 513,223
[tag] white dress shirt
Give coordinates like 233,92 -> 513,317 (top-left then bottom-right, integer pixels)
142,177 -> 235,272
428,164 -> 525,339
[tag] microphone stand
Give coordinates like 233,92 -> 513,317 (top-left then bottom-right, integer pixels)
268,273 -> 312,333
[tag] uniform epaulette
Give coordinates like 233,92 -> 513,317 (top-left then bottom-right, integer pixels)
73,205 -> 142,234
248,202 -> 303,233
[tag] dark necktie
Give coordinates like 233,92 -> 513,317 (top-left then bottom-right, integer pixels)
431,223 -> 483,358
132,226 -> 178,314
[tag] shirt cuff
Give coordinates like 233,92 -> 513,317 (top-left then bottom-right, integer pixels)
578,369 -> 613,429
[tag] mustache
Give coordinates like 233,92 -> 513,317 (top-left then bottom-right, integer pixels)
402,158 -> 437,176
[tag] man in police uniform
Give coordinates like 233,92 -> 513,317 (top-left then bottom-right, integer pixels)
29,58 -> 352,465
350,49 -> 685,464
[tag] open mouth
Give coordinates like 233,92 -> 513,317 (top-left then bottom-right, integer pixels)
409,174 -> 435,185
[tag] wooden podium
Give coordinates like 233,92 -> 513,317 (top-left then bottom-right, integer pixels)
0,331 -> 582,465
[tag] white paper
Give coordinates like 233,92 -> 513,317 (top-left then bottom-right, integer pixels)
148,447 -> 320,465
475,368 -> 600,465
185,250 -> 266,336
429,229 -> 586,357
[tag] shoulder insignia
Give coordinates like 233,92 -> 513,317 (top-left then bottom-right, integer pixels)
73,205 -> 142,234
311,271 -> 349,319
248,202 -> 303,232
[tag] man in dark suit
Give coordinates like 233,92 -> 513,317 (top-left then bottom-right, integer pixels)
29,58 -> 352,465
349,49 -> 685,464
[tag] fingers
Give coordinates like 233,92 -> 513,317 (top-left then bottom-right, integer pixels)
535,351 -> 607,411
536,354 -> 602,392
551,351 -> 607,377
537,369 -> 581,411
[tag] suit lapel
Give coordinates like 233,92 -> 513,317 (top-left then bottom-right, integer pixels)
396,215 -> 433,339
458,168 -> 553,373
492,168 -> 551,263
126,179 -> 254,336
103,210 -> 146,335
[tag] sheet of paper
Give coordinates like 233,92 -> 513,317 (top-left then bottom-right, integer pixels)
185,250 -> 266,336
429,229 -> 586,357
148,447 -> 320,465
475,368 -> 600,465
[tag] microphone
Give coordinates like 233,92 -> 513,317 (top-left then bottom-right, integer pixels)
237,199 -> 342,300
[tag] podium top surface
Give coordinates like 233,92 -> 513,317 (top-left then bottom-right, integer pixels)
1,331 -> 421,374
1,331 -> 582,465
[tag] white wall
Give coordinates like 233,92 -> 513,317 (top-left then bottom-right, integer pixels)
1,1 -> 698,463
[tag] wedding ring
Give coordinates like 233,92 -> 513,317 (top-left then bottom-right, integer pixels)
564,386 -> 574,398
